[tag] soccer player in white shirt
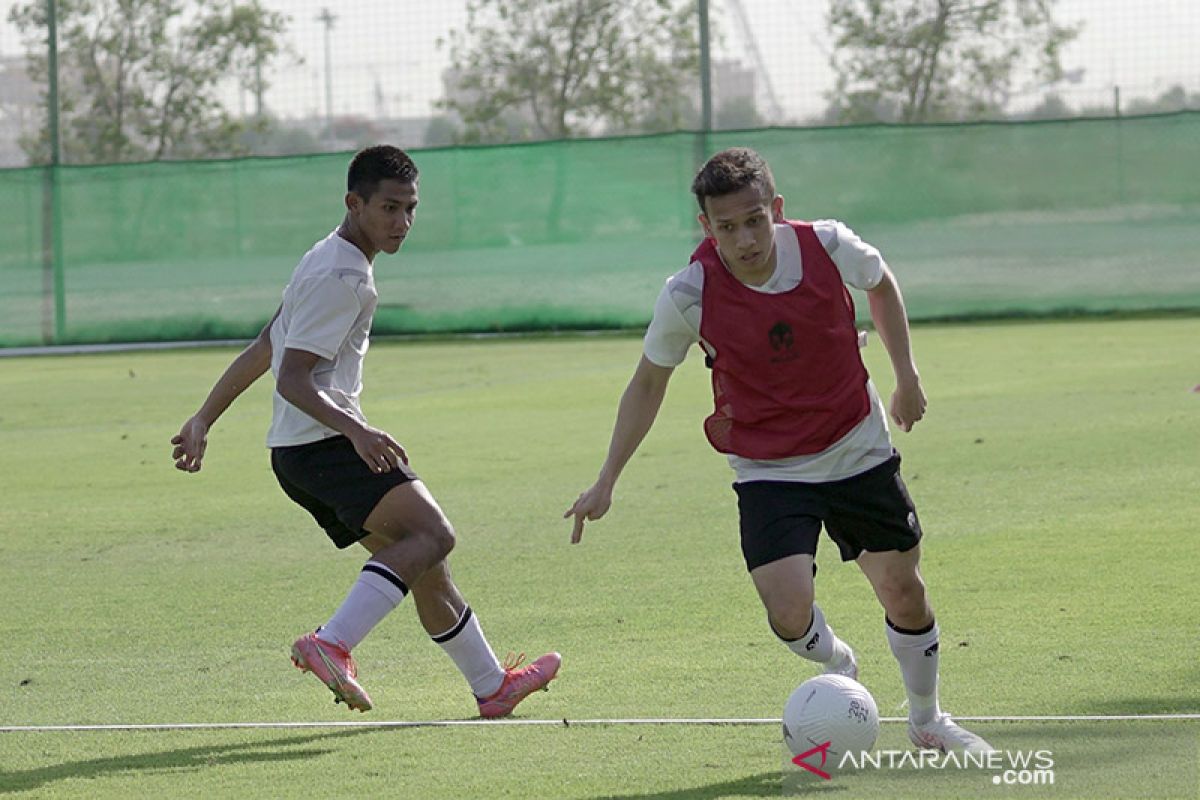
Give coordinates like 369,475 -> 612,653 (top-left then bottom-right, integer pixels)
172,145 -> 559,716
565,147 -> 992,754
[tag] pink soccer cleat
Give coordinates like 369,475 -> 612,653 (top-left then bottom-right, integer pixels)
909,712 -> 996,754
290,632 -> 373,713
476,651 -> 562,718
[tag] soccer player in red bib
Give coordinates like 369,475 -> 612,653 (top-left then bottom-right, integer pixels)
565,147 -> 992,754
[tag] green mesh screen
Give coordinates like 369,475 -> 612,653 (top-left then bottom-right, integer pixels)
2,112 -> 1198,347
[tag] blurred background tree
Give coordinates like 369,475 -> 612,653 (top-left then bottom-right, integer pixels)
825,0 -> 1080,124
439,0 -> 700,143
9,0 -> 291,163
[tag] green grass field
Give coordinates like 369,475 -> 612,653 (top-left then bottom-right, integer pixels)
1,318 -> 1198,798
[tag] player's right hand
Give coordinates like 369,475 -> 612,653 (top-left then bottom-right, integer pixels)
171,416 -> 209,472
889,376 -> 927,433
564,483 -> 613,544
349,425 -> 409,473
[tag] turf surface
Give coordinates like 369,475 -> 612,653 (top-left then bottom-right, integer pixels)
1,318 -> 1197,797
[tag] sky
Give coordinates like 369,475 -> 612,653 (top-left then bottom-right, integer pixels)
246,0 -> 1200,121
2,0 -> 1199,122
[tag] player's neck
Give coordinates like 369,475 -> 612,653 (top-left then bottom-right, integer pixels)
337,217 -> 378,263
726,244 -> 778,287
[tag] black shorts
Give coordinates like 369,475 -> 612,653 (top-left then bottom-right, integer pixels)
270,435 -> 419,549
733,453 -> 922,571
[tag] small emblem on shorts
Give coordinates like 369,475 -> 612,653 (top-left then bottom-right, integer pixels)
907,512 -> 918,530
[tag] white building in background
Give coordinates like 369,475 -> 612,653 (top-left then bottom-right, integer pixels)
0,55 -> 38,168
710,59 -> 764,127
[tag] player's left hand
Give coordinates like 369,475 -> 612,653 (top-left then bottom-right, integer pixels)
171,416 -> 209,472
889,377 -> 927,432
564,482 -> 614,544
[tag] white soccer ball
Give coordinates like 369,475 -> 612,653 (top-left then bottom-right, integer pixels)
782,674 -> 880,762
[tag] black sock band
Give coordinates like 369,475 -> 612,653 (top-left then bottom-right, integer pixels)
431,605 -> 473,644
770,618 -> 799,643
886,616 -> 936,636
770,609 -> 816,643
363,562 -> 409,597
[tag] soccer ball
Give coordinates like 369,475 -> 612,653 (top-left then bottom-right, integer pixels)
782,674 -> 880,761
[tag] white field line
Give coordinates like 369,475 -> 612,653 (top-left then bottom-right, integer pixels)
2,714 -> 1198,733
0,329 -> 633,358
0,339 -> 251,357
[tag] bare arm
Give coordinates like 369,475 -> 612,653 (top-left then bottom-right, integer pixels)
276,347 -> 408,473
171,307 -> 280,472
564,355 -> 674,543
867,266 -> 926,432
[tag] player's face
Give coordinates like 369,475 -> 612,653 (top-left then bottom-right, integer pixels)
352,178 -> 419,255
699,185 -> 783,275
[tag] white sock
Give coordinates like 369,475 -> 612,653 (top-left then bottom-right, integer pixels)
776,603 -> 848,665
431,606 -> 505,698
886,618 -> 942,726
315,561 -> 408,651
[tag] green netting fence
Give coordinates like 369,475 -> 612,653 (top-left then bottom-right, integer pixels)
2,112 -> 1199,347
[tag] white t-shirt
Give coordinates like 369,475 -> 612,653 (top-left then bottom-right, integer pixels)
643,220 -> 895,483
266,230 -> 377,447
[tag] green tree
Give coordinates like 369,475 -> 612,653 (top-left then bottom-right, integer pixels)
439,0 -> 700,143
239,117 -> 321,157
826,0 -> 1080,124
1023,91 -> 1072,120
423,115 -> 461,148
10,0 -> 291,164
1125,85 -> 1199,116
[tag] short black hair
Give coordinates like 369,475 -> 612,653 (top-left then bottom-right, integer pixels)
690,147 -> 775,214
347,145 -> 419,200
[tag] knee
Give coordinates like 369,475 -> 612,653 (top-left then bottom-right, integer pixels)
877,574 -> 928,618
766,596 -> 816,641
426,520 -> 455,561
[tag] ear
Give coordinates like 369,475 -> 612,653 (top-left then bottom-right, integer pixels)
771,194 -> 785,223
344,191 -> 361,215
698,212 -> 713,240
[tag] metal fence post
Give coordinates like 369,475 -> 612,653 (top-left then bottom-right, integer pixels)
41,0 -> 64,343
696,0 -> 713,172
